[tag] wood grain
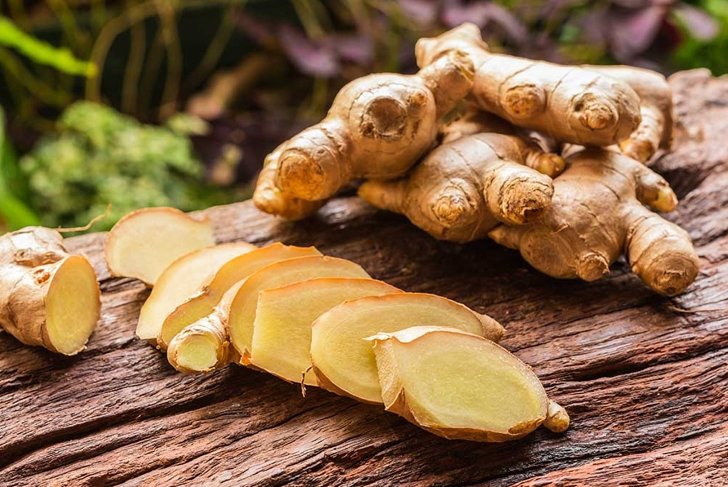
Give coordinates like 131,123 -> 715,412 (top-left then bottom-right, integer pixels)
1,70 -> 727,486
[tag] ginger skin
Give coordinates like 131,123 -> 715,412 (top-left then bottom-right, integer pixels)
489,148 -> 699,295
416,23 -> 642,146
358,131 -> 562,243
0,227 -> 100,354
267,50 -> 475,205
588,65 -> 673,162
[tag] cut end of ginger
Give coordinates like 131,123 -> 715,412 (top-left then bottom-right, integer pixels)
249,277 -> 400,385
105,207 -> 216,286
370,326 -> 568,442
157,243 -> 321,350
310,293 -> 504,404
228,255 -> 371,360
46,255 -> 101,355
136,241 -> 256,341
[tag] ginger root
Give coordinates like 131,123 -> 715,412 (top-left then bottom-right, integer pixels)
489,148 -> 699,295
310,293 -> 505,404
358,131 -> 560,242
0,227 -> 100,355
370,326 -> 569,442
416,23 -> 641,146
258,49 -> 474,211
588,65 -> 673,162
105,207 -> 215,286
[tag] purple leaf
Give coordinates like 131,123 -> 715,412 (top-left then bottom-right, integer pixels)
442,1 -> 527,44
278,25 -> 340,78
674,4 -> 719,41
329,34 -> 375,67
397,0 -> 440,27
609,5 -> 668,60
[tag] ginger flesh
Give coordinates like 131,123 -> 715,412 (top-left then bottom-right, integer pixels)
310,293 -> 505,404
157,243 -> 320,349
415,23 -> 642,146
105,207 -> 215,286
489,148 -> 699,295
228,255 -> 371,361
250,277 -> 400,385
136,242 -> 256,341
0,227 -> 100,355
371,326 -> 568,442
358,131 -> 559,243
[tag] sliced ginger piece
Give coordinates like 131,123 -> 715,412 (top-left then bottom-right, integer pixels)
105,207 -> 215,285
157,243 -> 320,349
0,227 -> 100,355
250,278 -> 401,385
310,293 -> 505,404
136,242 -> 256,341
228,256 -> 370,361
370,326 -> 569,442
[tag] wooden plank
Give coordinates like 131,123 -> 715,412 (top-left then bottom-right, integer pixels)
1,69 -> 727,486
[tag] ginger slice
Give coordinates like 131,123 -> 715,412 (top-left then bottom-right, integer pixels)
249,278 -> 400,385
157,243 -> 320,349
136,242 -> 256,341
0,227 -> 100,355
228,256 -> 371,361
370,326 -> 569,442
105,207 -> 215,285
310,293 -> 505,404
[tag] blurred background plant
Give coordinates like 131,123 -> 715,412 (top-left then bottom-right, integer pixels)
0,0 -> 725,232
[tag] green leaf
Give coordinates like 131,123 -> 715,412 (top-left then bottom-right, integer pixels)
0,16 -> 97,77
0,106 -> 40,230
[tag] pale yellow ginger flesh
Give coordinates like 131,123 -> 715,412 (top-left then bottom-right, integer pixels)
105,207 -> 215,286
415,23 -> 642,146
370,326 -> 569,442
0,227 -> 100,355
253,49 -> 475,220
489,148 -> 699,295
136,242 -> 256,341
358,131 -> 558,243
167,312 -> 233,373
228,255 -> 371,361
157,243 -> 320,349
310,293 -> 505,404
249,278 -> 400,385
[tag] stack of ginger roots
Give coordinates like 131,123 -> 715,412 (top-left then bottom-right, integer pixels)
253,23 -> 699,297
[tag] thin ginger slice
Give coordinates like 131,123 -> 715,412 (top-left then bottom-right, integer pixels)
105,207 -> 215,286
228,256 -> 370,361
370,326 -> 569,442
136,242 -> 256,341
157,243 -> 320,349
250,277 -> 400,385
310,293 -> 505,404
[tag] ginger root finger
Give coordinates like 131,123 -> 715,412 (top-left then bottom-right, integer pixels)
310,293 -> 504,404
358,132 -> 558,243
268,50 -> 474,203
416,23 -> 641,146
105,207 -> 215,286
252,144 -> 324,220
0,227 -> 100,355
167,312 -> 236,373
370,326 -> 569,442
489,148 -> 698,295
589,65 -> 673,162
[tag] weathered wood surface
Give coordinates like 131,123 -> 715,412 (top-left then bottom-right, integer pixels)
1,70 -> 727,487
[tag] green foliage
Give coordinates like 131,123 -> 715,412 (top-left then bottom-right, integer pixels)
0,16 -> 96,77
0,106 -> 40,230
672,0 -> 728,74
20,101 -> 231,229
